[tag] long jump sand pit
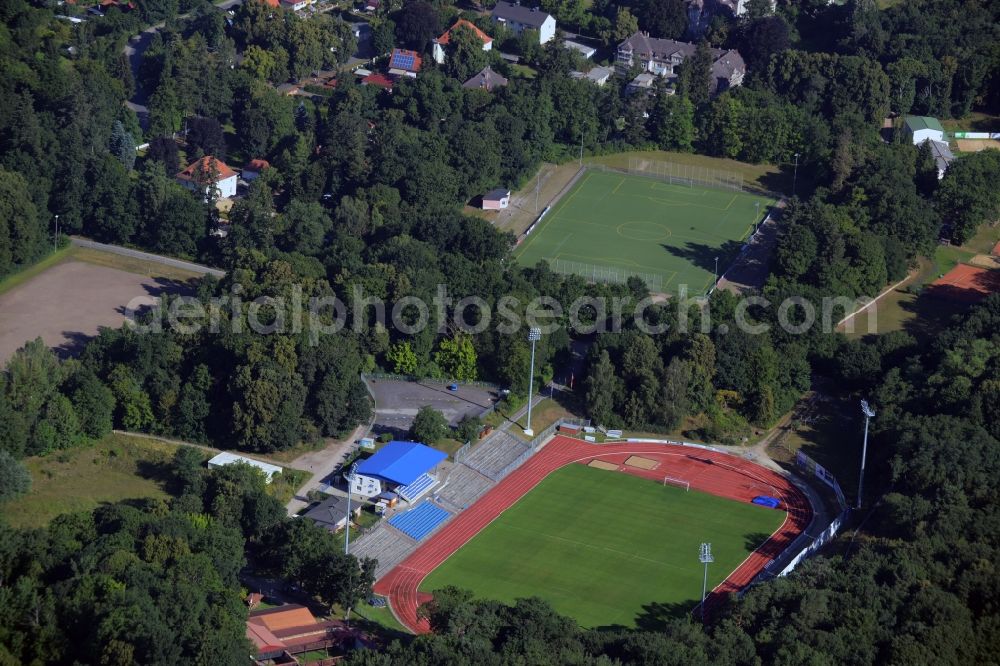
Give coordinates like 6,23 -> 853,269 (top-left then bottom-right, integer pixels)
0,260 -> 196,363
624,455 -> 660,470
587,459 -> 619,471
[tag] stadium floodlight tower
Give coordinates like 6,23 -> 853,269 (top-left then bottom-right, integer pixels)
344,462 -> 358,555
857,400 -> 876,510
524,327 -> 542,437
699,542 -> 714,622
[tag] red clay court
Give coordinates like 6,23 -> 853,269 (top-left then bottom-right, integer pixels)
373,435 -> 813,633
929,263 -> 1000,302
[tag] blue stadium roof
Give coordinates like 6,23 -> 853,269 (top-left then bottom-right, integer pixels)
355,441 -> 447,486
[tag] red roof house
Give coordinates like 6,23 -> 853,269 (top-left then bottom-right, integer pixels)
175,156 -> 238,199
246,604 -> 351,662
433,19 -> 494,64
362,72 -> 394,91
388,48 -> 422,77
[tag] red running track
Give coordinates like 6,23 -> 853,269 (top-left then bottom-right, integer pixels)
373,436 -> 812,633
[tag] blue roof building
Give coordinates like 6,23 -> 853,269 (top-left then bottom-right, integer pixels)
355,441 -> 447,486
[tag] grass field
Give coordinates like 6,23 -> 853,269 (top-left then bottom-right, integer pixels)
419,464 -> 785,628
0,435 -> 185,528
514,170 -> 773,293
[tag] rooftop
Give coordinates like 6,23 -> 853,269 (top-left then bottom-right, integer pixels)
206,452 -> 282,482
389,48 -> 422,73
436,19 -> 493,46
355,441 -> 447,486
175,156 -> 238,183
303,495 -> 357,529
484,187 -> 511,200
905,115 -> 945,133
491,1 -> 553,28
463,66 -> 508,91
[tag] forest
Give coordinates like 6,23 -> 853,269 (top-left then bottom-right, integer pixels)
1,0 -> 1000,661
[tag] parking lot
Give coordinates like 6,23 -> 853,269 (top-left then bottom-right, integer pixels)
367,378 -> 496,438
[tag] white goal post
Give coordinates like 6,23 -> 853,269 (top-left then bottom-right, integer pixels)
663,476 -> 690,491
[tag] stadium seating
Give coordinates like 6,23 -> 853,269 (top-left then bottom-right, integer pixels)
397,473 -> 437,502
388,502 -> 451,541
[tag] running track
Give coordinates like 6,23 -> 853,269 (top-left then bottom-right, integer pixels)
373,436 -> 813,633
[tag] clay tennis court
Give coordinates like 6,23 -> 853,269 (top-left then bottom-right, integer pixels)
928,263 -> 1000,302
0,261 -> 195,363
373,436 -> 812,633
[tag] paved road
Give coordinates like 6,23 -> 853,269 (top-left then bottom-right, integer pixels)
70,237 -> 226,277
284,423 -> 370,515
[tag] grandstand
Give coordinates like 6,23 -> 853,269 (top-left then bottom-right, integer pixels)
460,431 -> 531,481
350,524 -> 416,579
435,463 -> 495,511
388,501 -> 452,541
397,473 -> 436,502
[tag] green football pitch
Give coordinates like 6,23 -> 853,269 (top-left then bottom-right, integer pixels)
419,464 -> 785,629
514,170 -> 774,293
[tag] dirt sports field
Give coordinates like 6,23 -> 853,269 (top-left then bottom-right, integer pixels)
0,261 -> 195,364
955,139 -> 1000,152
928,263 -> 1000,303
374,435 -> 812,633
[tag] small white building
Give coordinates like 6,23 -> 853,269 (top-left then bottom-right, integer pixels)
491,1 -> 556,45
903,116 -> 946,145
482,187 -> 511,210
432,19 -> 493,65
564,40 -> 596,59
176,156 -> 238,200
207,452 -> 283,484
570,65 -> 612,87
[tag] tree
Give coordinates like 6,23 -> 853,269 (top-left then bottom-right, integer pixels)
147,136 -> 181,175
409,405 -> 448,443
387,341 -> 419,375
609,7 -> 639,47
636,0 -> 687,40
109,365 -> 154,431
0,168 -> 44,280
585,350 -> 621,427
372,18 -> 396,56
109,121 -> 136,171
935,150 -> 1000,244
455,414 -> 483,443
651,93 -> 695,151
395,1 -> 441,50
434,335 -> 478,380
0,450 -> 31,502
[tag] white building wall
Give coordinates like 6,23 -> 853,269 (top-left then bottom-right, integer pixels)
910,128 -> 944,145
351,473 -> 383,498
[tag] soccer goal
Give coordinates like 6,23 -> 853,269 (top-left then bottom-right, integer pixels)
663,476 -> 691,491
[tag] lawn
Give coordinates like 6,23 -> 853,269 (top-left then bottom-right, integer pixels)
1,434 -> 186,528
419,464 -> 785,628
514,170 -> 773,294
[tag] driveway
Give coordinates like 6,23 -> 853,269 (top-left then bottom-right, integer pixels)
367,379 -> 496,437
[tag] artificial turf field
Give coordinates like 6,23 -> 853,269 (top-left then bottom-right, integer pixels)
418,464 -> 786,628
515,169 -> 774,293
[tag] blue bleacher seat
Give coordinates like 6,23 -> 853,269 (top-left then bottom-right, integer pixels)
388,501 -> 450,541
397,473 -> 436,502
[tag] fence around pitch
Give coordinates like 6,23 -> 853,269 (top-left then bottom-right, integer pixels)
548,258 -> 663,291
363,372 -> 500,390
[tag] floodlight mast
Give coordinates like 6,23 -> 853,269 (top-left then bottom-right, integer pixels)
699,542 -> 714,623
857,400 -> 876,510
344,463 -> 358,555
524,327 -> 542,436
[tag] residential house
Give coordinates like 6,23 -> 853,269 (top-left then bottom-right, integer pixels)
433,19 -> 493,64
206,452 -> 282,483
462,66 -> 508,91
625,71 -> 658,96
616,31 -> 744,95
927,140 -> 955,179
362,72 -> 394,91
242,158 -> 270,182
686,0 -> 773,36
481,187 -> 511,210
491,1 -> 556,45
364,0 -> 379,12
280,0 -> 311,10
570,65 -> 613,86
175,156 -> 238,200
903,115 -> 946,145
388,48 -> 422,78
303,495 -> 362,532
246,604 -> 353,664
